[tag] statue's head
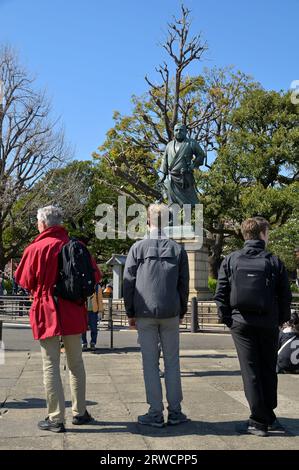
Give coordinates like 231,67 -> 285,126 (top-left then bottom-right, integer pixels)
174,124 -> 187,142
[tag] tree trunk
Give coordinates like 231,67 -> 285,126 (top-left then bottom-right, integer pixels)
208,227 -> 224,279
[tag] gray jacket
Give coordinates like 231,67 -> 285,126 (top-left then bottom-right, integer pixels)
123,233 -> 189,319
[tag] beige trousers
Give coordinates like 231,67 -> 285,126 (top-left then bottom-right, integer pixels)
40,334 -> 86,423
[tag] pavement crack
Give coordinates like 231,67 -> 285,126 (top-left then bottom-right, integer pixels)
108,355 -> 151,450
0,352 -> 31,411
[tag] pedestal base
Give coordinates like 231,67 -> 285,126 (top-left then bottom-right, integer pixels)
174,235 -> 213,301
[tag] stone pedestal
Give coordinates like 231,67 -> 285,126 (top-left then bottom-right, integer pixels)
175,235 -> 212,301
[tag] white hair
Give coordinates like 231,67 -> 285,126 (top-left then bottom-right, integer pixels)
37,206 -> 63,227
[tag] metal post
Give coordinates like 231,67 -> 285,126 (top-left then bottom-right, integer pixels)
0,320 -> 2,341
108,297 -> 114,349
191,297 -> 198,332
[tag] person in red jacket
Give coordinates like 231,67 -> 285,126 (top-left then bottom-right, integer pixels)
15,206 -> 101,433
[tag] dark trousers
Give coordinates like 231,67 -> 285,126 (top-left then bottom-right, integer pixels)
230,321 -> 279,426
82,312 -> 99,345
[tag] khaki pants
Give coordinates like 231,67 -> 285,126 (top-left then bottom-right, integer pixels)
40,334 -> 86,423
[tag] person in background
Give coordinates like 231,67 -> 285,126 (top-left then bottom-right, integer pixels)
12,277 -> 18,295
0,276 -> 4,296
277,310 -> 299,374
103,283 -> 113,298
17,286 -> 27,316
82,283 -> 104,351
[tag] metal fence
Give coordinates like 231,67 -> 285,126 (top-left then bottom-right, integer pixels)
101,299 -> 224,332
101,299 -> 299,332
0,295 -> 223,331
0,296 -> 31,318
1,295 -> 299,334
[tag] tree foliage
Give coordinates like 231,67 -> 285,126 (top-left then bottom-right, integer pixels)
200,89 -> 299,274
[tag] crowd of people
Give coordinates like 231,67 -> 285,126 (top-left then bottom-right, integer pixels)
13,205 -> 295,436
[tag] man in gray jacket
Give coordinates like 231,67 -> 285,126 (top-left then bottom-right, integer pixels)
123,204 -> 189,427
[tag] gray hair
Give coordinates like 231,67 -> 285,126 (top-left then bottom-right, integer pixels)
37,206 -> 63,227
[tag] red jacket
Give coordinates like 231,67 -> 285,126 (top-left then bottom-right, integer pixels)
15,225 -> 101,340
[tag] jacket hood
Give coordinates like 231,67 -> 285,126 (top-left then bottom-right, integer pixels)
31,225 -> 69,244
243,239 -> 266,255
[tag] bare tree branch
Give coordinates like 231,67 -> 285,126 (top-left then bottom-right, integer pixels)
103,152 -> 161,201
0,45 -> 71,268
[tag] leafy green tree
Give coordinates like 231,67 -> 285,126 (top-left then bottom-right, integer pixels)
200,89 -> 299,276
268,211 -> 299,272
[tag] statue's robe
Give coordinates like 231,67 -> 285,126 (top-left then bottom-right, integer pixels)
160,138 -> 205,207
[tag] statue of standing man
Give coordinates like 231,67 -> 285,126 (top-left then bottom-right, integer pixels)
159,124 -> 205,207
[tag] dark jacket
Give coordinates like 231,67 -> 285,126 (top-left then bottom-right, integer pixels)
214,239 -> 292,329
277,330 -> 299,373
123,231 -> 189,319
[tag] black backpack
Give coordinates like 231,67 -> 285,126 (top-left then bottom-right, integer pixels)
55,238 -> 96,301
229,250 -> 277,314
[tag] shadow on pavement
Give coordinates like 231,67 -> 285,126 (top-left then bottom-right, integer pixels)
3,349 -> 31,352
181,370 -> 241,377
89,347 -> 140,355
89,350 -> 237,359
2,398 -> 98,409
64,418 -> 299,437
180,354 -> 237,359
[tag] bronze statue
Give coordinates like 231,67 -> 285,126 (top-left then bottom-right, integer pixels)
159,124 -> 205,207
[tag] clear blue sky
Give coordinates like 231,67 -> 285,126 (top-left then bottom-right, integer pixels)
0,0 -> 298,160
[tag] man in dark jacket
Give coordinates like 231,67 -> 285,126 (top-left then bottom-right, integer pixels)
215,217 -> 292,437
277,310 -> 299,374
123,204 -> 189,427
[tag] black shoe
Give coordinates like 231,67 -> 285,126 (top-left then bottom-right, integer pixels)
38,417 -> 65,433
236,421 -> 268,437
72,410 -> 93,425
268,419 -> 285,432
138,413 -> 165,428
167,411 -> 189,425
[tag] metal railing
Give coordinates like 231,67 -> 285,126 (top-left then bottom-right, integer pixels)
101,298 -> 223,332
0,296 -> 32,318
1,296 -> 299,334
0,295 -> 223,331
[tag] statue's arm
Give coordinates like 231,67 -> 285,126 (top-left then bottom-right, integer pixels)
159,148 -> 169,182
191,141 -> 205,169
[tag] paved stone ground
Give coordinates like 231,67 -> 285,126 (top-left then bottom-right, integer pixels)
1,347 -> 299,450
